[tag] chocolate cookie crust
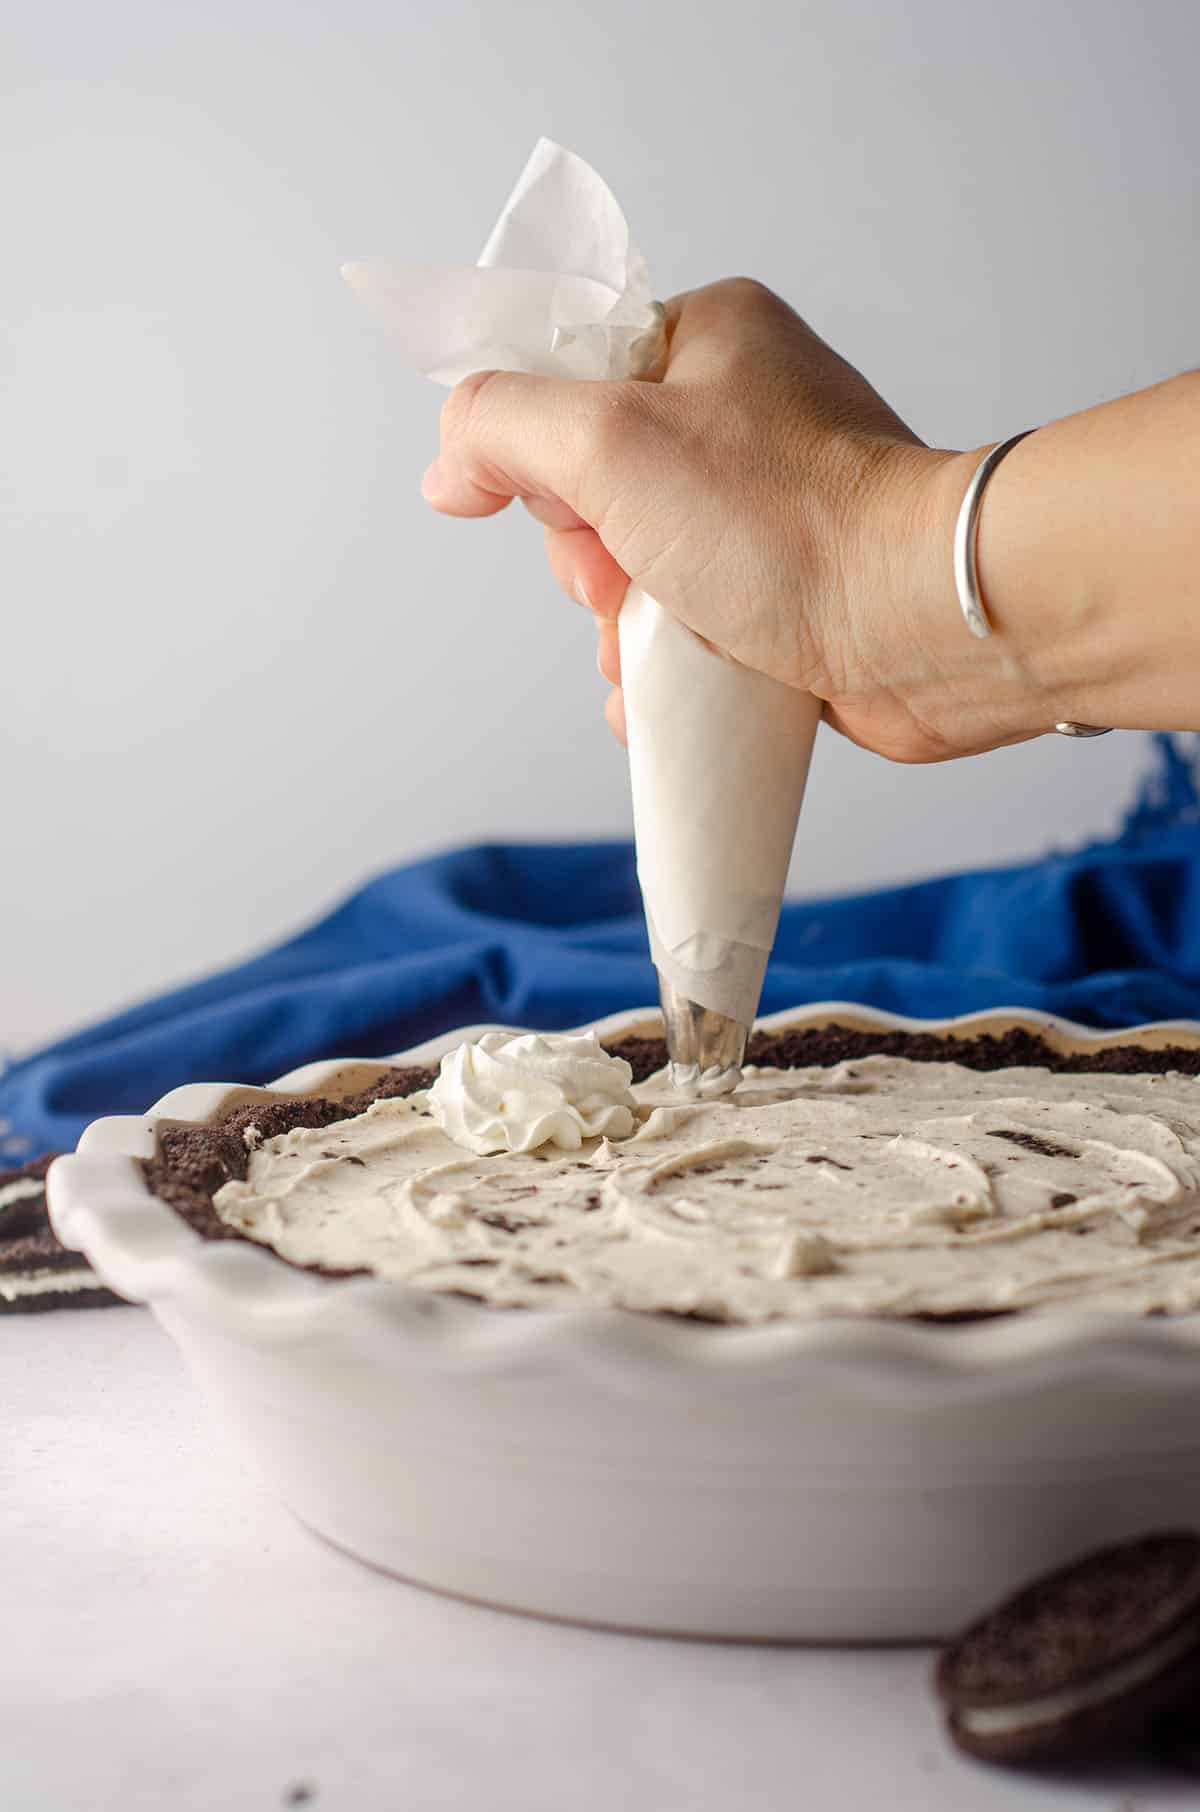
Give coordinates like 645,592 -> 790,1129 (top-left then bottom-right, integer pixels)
142,1066 -> 437,1263
617,1025 -> 1200,1083
141,1026 -> 1200,1266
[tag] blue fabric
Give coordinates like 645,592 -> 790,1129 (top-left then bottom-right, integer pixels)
6,734 -> 1200,1160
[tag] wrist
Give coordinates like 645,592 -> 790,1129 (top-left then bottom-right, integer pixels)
854,442 -> 1046,755
888,442 -> 1090,751
968,426 -> 1149,734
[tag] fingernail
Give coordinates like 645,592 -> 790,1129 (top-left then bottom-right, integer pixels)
420,457 -> 445,502
575,575 -> 592,610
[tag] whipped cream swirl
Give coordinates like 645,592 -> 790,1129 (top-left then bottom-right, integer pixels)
427,1031 -> 637,1155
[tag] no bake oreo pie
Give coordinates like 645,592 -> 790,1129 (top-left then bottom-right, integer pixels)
140,1023 -> 1200,1324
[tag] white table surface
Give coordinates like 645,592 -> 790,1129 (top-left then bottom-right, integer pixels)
7,1308 -> 1198,1812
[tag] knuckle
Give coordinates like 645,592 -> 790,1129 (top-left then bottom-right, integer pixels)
439,368 -> 502,452
714,275 -> 779,312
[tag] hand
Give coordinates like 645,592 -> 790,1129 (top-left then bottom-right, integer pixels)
421,280 -> 1041,761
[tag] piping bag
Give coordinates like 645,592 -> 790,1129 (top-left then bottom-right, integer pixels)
343,139 -> 820,1089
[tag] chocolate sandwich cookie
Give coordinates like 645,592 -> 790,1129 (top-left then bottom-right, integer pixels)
935,1532 -> 1200,1766
0,1154 -> 121,1313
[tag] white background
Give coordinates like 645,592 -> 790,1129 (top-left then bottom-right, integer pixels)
3,0 -> 1197,1052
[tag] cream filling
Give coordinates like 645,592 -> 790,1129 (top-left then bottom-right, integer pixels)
0,1177 -> 44,1211
959,1618 -> 1200,1736
212,1055 -> 1200,1323
0,1266 -> 101,1302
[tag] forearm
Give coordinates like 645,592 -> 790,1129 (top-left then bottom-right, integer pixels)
906,371 -> 1200,746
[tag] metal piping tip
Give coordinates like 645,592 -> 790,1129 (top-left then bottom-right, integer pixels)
657,971 -> 750,1095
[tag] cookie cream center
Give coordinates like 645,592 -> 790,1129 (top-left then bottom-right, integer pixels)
958,1617 -> 1200,1736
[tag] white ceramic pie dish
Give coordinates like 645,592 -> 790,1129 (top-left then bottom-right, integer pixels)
48,1002 -> 1200,1642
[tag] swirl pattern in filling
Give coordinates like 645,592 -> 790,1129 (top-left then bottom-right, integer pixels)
213,1049 -> 1200,1321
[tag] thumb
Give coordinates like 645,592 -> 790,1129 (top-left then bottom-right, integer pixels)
422,369 -> 650,525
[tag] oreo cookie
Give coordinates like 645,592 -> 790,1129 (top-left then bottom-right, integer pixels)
935,1532 -> 1200,1766
0,1154 -> 121,1313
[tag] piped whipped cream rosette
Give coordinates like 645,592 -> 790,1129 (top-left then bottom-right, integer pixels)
343,140 -> 819,1085
427,1031 -> 636,1154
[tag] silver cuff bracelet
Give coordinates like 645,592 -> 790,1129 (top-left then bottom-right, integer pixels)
952,430 -> 1112,739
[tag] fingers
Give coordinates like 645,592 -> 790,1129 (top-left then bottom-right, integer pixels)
603,685 -> 628,746
592,615 -> 624,744
596,618 -> 621,685
422,367 -> 633,523
423,281 -> 796,523
543,524 -> 630,618
659,278 -> 797,385
521,495 -> 587,532
420,450 -> 510,518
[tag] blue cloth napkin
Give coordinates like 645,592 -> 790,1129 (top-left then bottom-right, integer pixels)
6,735 -> 1200,1160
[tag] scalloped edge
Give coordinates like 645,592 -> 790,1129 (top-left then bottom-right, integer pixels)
46,1003 -> 1200,1397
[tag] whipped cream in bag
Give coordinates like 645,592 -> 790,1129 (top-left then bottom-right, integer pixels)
342,139 -> 819,1031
